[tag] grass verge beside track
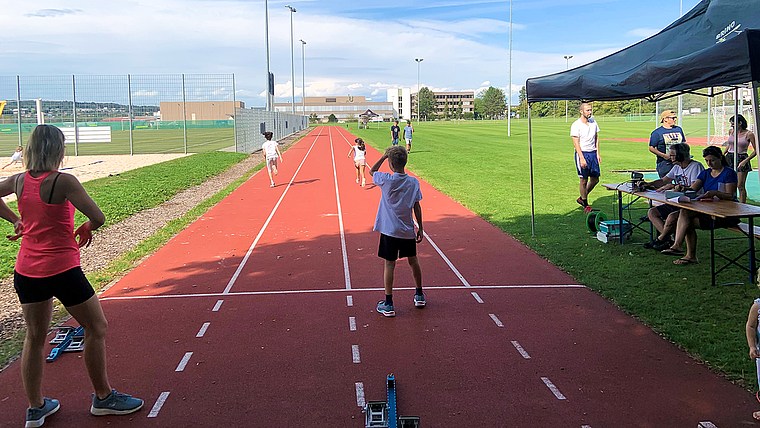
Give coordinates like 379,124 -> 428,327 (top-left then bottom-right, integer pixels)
354,119 -> 760,391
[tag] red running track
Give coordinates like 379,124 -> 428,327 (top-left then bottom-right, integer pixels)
0,126 -> 756,427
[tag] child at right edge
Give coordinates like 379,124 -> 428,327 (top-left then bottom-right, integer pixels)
746,291 -> 760,421
370,146 -> 424,317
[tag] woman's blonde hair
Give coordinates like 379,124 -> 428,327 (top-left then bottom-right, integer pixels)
24,125 -> 65,171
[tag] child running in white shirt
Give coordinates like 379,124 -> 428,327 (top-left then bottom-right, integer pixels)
347,138 -> 368,187
261,132 -> 283,188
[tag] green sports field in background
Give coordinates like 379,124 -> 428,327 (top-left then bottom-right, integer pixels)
0,127 -> 234,156
351,117 -> 760,391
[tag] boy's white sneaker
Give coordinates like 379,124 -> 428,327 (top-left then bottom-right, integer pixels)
356,179 -> 360,183
270,182 -> 275,188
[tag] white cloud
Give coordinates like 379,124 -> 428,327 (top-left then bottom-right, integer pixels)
481,81 -> 490,86
625,28 -> 660,39
347,83 -> 364,90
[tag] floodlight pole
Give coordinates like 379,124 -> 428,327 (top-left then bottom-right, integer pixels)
508,0 -> 512,136
300,39 -> 306,115
564,55 -> 573,123
265,0 -> 272,111
678,1 -> 683,127
415,58 -> 423,125
286,5 -> 297,114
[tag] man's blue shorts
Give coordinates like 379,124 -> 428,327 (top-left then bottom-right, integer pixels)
392,138 -> 399,146
575,151 -> 600,178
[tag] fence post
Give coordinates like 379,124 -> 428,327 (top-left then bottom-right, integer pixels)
233,73 -> 238,153
182,74 -> 187,154
128,74 -> 134,156
72,75 -> 79,156
16,76 -> 21,147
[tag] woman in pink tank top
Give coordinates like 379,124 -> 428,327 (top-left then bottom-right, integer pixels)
722,114 -> 757,203
0,125 -> 142,426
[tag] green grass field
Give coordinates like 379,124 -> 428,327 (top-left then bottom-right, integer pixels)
353,118 -> 760,390
0,128 -> 234,156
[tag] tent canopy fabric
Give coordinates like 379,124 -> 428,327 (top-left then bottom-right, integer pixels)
526,0 -> 760,103
359,109 -> 379,117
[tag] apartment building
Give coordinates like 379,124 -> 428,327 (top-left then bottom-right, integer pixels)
411,91 -> 475,119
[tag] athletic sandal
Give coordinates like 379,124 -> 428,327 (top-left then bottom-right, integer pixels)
661,248 -> 684,256
576,197 -> 587,208
673,258 -> 699,265
91,390 -> 143,416
26,398 -> 59,428
652,239 -> 674,251
584,206 -> 593,214
643,238 -> 663,249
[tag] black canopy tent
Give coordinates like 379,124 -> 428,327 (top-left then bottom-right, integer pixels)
524,0 -> 760,235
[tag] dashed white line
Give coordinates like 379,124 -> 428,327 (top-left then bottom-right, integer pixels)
223,127 -> 323,294
511,341 -> 531,359
699,423 -> 718,428
196,322 -> 210,338
352,345 -> 361,363
541,377 -> 566,400
489,313 -> 504,327
347,295 -> 353,306
147,391 -> 170,418
327,127 -> 352,290
212,300 -> 223,312
349,317 -> 357,331
355,382 -> 366,407
175,352 -> 193,372
471,292 -> 484,303
581,426 -> 592,428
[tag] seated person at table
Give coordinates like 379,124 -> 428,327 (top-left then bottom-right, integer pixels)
637,143 -> 705,250
662,145 -> 738,265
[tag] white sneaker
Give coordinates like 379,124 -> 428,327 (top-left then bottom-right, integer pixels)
356,179 -> 360,183
270,182 -> 275,188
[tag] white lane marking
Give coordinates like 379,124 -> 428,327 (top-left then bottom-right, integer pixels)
355,382 -> 366,407
327,127 -> 352,290
147,391 -> 170,418
349,317 -> 357,331
541,377 -> 566,400
347,295 -> 353,306
511,341 -> 531,359
175,352 -> 193,372
352,345 -> 361,363
212,300 -> 223,312
223,127 -> 324,294
471,292 -> 484,303
699,423 -> 718,428
196,322 -> 210,338
421,228 -> 470,287
581,426 -> 592,428
489,313 -> 504,327
101,284 -> 587,302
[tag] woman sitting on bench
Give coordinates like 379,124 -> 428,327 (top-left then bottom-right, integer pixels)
662,145 -> 738,265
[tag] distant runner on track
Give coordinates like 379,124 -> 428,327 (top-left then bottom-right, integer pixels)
0,125 -> 143,427
347,137 -> 368,187
370,146 -> 425,317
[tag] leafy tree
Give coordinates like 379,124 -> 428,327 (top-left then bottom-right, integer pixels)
416,87 -> 436,120
443,101 -> 450,120
457,100 -> 463,119
328,114 -> 337,122
309,113 -> 318,123
473,98 -> 484,119
480,86 -> 507,119
463,112 -> 474,120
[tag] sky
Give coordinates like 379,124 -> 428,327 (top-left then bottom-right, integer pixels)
0,0 -> 703,107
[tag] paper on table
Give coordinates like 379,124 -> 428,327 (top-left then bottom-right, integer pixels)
667,196 -> 693,203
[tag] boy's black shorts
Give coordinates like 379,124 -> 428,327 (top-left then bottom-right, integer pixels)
378,234 -> 416,261
14,267 -> 95,307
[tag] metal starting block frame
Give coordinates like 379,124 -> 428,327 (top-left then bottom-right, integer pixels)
47,326 -> 84,362
363,374 -> 419,428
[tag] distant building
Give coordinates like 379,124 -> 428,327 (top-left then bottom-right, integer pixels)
411,91 -> 475,119
275,96 -> 393,122
387,88 -> 412,120
160,101 -> 243,121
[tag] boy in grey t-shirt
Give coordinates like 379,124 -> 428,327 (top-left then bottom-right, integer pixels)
369,146 -> 424,317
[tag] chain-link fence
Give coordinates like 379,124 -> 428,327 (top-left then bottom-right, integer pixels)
235,108 -> 308,154
0,74 -> 308,156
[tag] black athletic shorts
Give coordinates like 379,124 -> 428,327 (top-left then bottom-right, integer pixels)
696,213 -> 740,231
14,267 -> 95,307
378,234 -> 417,261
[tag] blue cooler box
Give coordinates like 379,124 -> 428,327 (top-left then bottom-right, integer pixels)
598,220 -> 632,236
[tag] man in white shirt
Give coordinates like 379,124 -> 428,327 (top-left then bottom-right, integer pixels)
570,103 -> 601,213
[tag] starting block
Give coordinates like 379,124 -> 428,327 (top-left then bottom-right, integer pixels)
363,374 -> 419,428
47,326 -> 84,362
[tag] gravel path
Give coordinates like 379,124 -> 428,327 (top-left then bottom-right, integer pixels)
0,129 -> 310,347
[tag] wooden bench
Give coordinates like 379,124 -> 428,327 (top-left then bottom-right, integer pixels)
59,126 -> 112,143
730,222 -> 760,238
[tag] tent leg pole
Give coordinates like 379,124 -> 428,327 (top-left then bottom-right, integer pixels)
707,87 -> 712,145
735,88 -> 739,172
528,103 -> 535,237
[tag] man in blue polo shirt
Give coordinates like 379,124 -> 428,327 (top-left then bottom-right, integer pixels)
650,110 -> 686,178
